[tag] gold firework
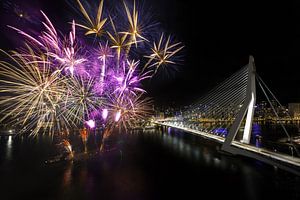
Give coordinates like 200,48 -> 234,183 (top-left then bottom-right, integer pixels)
76,0 -> 107,36
144,33 -> 184,74
107,93 -> 153,130
107,16 -> 134,61
61,75 -> 103,126
121,0 -> 148,48
0,49 -> 67,136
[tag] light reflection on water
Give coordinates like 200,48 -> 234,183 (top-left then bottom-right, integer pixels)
0,128 -> 299,200
0,136 -> 14,161
6,136 -> 12,160
62,163 -> 73,188
143,127 -> 231,170
144,126 -> 288,198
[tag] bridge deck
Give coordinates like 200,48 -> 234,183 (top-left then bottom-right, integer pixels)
155,122 -> 300,168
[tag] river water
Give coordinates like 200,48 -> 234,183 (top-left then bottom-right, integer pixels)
0,127 -> 299,200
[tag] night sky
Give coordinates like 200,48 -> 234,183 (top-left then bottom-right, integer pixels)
0,0 -> 299,106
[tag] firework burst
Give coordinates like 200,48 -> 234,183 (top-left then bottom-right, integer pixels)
0,0 -> 183,137
106,93 -> 153,130
0,49 -> 66,136
113,59 -> 152,99
121,0 -> 148,49
47,20 -> 87,76
61,75 -> 103,126
144,33 -> 184,74
76,0 -> 107,37
107,16 -> 134,62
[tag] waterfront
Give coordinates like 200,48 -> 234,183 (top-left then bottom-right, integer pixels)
0,127 -> 300,200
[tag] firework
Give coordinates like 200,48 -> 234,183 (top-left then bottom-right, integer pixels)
113,59 -> 152,100
102,108 -> 108,120
47,20 -> 87,76
0,49 -> 66,136
106,94 -> 153,130
144,33 -> 184,74
107,16 -> 135,62
62,139 -> 73,154
8,11 -> 59,51
115,110 -> 121,122
0,0 -> 183,138
121,0 -> 148,48
61,75 -> 103,126
97,41 -> 113,94
80,127 -> 88,152
76,0 -> 107,36
86,119 -> 96,129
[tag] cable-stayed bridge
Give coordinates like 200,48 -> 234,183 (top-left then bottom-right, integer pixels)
155,56 -> 300,175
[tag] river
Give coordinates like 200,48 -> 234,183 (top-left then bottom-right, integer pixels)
0,127 -> 299,200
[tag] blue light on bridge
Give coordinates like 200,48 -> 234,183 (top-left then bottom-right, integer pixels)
252,123 -> 262,148
167,127 -> 172,134
212,128 -> 228,137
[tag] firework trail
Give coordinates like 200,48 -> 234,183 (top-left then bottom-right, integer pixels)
62,139 -> 73,153
80,127 -> 88,153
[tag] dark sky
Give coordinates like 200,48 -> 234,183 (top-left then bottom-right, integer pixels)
0,0 -> 300,106
150,0 -> 300,106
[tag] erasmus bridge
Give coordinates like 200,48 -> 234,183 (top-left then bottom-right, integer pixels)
155,56 -> 300,175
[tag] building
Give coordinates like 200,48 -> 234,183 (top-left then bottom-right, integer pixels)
288,103 -> 300,118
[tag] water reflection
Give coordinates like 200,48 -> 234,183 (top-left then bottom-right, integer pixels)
0,136 -> 14,161
157,127 -> 281,198
0,129 -> 299,200
144,127 -> 233,170
161,129 -> 198,159
6,136 -> 13,159
62,162 -> 73,188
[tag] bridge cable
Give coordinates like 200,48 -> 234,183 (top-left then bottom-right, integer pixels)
181,65 -> 249,137
257,75 -> 300,157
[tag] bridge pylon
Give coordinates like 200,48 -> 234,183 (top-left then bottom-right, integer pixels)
222,55 -> 256,152
155,55 -> 300,175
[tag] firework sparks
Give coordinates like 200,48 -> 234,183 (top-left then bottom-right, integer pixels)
97,41 -> 113,94
8,10 -> 59,51
107,94 -> 153,130
76,0 -> 107,36
121,0 -> 148,48
62,139 -> 73,154
102,108 -> 108,120
47,20 -> 87,76
86,119 -> 96,129
0,49 -> 66,136
40,10 -> 60,52
115,110 -> 121,122
113,59 -> 152,100
0,0 -> 183,138
144,33 -> 184,74
107,16 -> 135,62
62,75 -> 103,126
